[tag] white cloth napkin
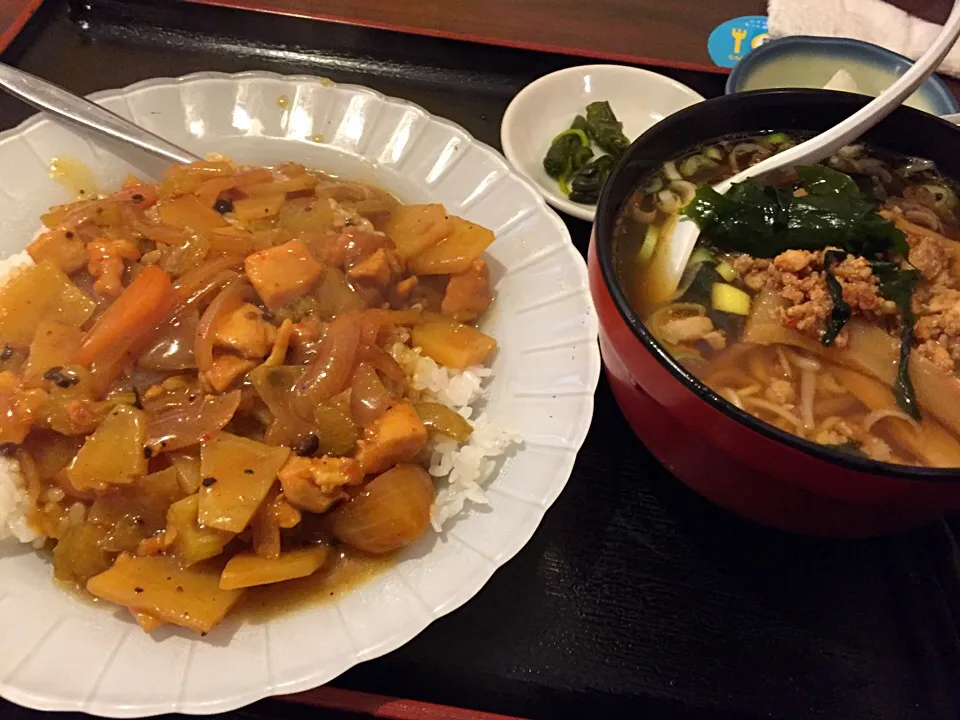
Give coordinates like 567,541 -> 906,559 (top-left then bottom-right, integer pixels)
768,0 -> 960,78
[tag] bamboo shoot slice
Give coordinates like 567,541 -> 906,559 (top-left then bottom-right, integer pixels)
219,546 -> 330,590
87,554 -> 242,634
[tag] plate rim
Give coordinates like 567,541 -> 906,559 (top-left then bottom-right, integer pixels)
0,70 -> 601,717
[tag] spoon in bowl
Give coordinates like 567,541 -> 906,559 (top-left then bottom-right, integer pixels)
658,0 -> 960,303
0,62 -> 201,165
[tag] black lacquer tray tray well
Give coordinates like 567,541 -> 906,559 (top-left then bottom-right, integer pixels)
0,2 -> 959,718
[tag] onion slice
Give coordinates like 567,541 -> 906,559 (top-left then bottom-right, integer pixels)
144,390 -> 241,453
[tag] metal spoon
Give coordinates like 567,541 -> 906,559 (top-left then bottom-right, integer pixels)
0,63 -> 201,165
659,0 -> 960,303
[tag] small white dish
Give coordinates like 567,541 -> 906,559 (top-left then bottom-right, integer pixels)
501,65 -> 704,222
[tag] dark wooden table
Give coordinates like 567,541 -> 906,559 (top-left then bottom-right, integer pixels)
2,1 -> 960,719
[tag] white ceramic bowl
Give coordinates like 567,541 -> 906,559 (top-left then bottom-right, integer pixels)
0,71 -> 600,717
501,65 -> 704,222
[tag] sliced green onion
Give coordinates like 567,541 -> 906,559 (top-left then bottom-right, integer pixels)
640,174 -> 663,194
767,132 -> 792,146
703,146 -> 724,162
689,246 -> 714,267
679,154 -> 718,178
637,223 -> 659,266
715,260 -> 737,282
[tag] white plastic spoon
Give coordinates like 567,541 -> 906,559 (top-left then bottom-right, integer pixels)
659,0 -> 960,303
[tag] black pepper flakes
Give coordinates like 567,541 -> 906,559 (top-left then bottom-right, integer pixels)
43,366 -> 80,388
202,476 -> 218,487
214,198 -> 234,214
295,434 -> 319,457
0,344 -> 13,361
142,445 -> 154,459
176,586 -> 184,593
134,587 -> 144,594
131,193 -> 144,203
243,468 -> 254,475
65,231 -> 74,239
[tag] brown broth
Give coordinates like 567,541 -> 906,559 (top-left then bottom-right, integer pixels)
237,547 -> 395,622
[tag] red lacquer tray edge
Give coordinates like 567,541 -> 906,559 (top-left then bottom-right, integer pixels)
0,0 -> 44,53
283,687 -> 528,720
179,0 -> 729,75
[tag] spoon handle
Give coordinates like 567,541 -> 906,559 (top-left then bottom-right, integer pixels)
0,63 -> 202,165
720,0 -> 960,191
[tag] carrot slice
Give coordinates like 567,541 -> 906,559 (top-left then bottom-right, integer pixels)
74,266 -> 176,368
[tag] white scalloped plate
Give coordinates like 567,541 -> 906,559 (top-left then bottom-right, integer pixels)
0,72 -> 600,717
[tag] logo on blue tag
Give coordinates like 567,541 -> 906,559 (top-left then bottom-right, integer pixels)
708,16 -> 769,68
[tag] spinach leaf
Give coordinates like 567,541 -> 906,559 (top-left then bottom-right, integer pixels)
568,155 -> 614,204
681,165 -> 908,259
585,101 -> 630,158
821,249 -> 851,347
795,165 -> 859,196
871,261 -> 922,420
543,127 -> 589,179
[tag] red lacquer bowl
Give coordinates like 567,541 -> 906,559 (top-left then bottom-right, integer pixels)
590,89 -> 960,537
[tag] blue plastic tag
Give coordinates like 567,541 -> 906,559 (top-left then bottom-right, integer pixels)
708,16 -> 770,68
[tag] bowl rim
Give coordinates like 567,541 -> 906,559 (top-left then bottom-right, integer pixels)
726,35 -> 960,116
500,63 -> 705,222
594,88 -> 960,482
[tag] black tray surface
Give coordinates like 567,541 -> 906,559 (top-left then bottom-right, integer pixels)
2,2 -> 960,719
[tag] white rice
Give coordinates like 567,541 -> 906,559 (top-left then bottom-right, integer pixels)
0,455 -> 40,543
391,343 -> 521,530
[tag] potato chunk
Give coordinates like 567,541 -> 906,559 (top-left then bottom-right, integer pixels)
0,261 -> 95,347
166,493 -> 233,566
408,217 -> 494,275
411,320 -> 497,369
383,203 -> 452,259
355,402 -> 427,475
66,405 -> 147,491
22,320 -> 84,387
157,195 -> 228,232
220,547 -> 329,590
87,553 -> 242,634
198,432 -> 291,533
28,227 -> 87,273
244,239 -> 323,310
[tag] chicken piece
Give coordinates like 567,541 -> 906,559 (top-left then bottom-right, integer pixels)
87,239 -> 141,298
213,303 -> 277,359
660,315 -> 716,346
279,456 -> 362,513
347,248 -> 405,288
28,227 -> 87,273
441,259 -> 493,322
391,276 -> 419,307
244,239 -> 323,311
317,229 -> 393,270
764,379 -> 796,405
0,371 -> 47,444
204,354 -> 257,393
355,401 -> 428,475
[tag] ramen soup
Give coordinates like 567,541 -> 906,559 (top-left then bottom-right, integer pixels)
614,132 -> 960,468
